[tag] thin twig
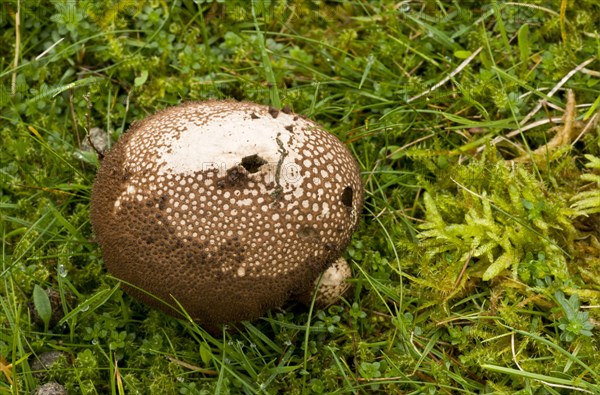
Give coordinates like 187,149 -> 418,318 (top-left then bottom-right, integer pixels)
11,0 -> 20,96
454,249 -> 474,289
512,89 -> 577,164
35,37 -> 65,60
475,58 -> 596,157
408,47 -> 482,103
521,58 -> 595,125
505,117 -> 563,139
166,355 -> 218,375
504,2 -> 559,16
572,111 -> 600,146
580,68 -> 600,78
511,333 -> 593,393
386,133 -> 435,159
0,356 -> 13,385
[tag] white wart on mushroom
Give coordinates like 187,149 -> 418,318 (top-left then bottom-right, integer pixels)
91,100 -> 363,325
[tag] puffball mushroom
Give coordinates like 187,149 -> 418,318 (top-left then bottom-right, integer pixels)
90,100 -> 363,326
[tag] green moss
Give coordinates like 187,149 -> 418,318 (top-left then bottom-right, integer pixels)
415,150 -> 575,287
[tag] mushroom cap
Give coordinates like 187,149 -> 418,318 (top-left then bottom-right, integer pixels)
90,100 -> 363,325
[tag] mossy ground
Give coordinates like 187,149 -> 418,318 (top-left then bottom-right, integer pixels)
2,1 -> 600,393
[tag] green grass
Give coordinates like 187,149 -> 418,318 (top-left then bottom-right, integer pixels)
2,0 -> 600,393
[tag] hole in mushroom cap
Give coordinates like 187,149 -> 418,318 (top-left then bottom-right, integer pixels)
240,154 -> 267,173
341,186 -> 353,207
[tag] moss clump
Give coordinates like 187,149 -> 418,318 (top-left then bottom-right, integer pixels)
411,149 -> 575,292
394,148 -> 600,388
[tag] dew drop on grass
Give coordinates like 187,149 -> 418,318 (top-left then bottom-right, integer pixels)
58,264 -> 68,278
80,304 -> 90,312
